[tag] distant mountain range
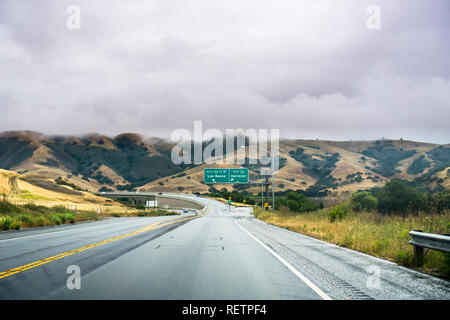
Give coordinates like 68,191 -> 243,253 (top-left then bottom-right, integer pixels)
0,131 -> 448,196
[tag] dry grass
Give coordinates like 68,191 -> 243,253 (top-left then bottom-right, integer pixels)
254,207 -> 450,278
100,208 -> 179,217
0,201 -> 99,230
7,197 -> 138,214
0,169 -> 130,213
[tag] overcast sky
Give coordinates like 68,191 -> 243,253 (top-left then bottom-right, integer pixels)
0,0 -> 449,143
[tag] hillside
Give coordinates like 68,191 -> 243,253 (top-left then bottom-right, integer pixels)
140,139 -> 449,196
0,131 -> 448,196
0,168 -> 127,212
0,131 -> 184,193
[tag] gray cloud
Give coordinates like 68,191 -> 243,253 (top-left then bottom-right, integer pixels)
0,0 -> 449,143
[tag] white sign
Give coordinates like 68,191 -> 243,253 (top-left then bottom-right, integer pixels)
260,167 -> 272,176
145,200 -> 157,208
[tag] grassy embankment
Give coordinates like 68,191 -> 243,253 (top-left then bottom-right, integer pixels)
106,209 -> 179,218
0,201 -> 97,230
0,201 -> 179,231
254,206 -> 450,278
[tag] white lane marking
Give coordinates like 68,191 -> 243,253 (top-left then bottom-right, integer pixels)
235,219 -> 332,300
0,218 -> 163,243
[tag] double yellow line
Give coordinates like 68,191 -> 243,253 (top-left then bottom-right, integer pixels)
0,215 -> 198,280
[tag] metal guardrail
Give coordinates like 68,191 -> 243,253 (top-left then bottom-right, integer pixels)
409,230 -> 450,262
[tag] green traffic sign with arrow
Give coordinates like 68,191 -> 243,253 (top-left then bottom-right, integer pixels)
204,168 -> 248,184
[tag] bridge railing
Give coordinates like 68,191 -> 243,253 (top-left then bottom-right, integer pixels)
409,230 -> 450,263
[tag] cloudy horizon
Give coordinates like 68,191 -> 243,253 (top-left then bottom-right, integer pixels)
0,0 -> 449,144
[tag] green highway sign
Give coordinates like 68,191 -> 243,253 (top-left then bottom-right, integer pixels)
204,168 -> 248,184
229,168 -> 249,183
204,168 -> 229,183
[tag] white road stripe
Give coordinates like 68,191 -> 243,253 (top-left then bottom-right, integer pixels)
235,219 -> 332,300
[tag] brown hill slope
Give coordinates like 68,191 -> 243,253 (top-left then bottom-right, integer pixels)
0,169 -> 127,212
0,131 -> 448,195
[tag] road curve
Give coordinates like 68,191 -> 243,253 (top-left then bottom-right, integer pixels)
0,196 -> 449,300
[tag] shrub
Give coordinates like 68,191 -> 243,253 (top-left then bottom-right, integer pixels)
396,250 -> 414,266
11,219 -> 21,230
16,213 -> 35,227
328,203 -> 350,222
377,180 -> 425,214
351,191 -> 378,211
1,216 -> 13,230
50,214 -> 62,225
277,192 -> 318,213
57,213 -> 75,224
287,200 -> 299,212
1,216 -> 22,230
64,213 -> 75,223
35,215 -> 47,226
59,214 -> 66,223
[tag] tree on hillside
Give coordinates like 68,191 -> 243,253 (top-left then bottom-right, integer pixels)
377,180 -> 425,214
277,192 -> 317,213
351,191 -> 378,212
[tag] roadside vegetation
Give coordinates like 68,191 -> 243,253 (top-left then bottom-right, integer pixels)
207,187 -> 256,205
0,200 -> 181,230
0,201 -> 98,230
254,180 -> 450,278
105,209 -> 179,218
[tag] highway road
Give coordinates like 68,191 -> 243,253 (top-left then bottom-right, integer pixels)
0,196 -> 449,300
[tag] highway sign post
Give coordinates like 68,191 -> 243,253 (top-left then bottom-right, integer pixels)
260,166 -> 274,211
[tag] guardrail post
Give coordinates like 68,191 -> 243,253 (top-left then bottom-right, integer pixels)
411,230 -> 425,264
413,245 -> 424,264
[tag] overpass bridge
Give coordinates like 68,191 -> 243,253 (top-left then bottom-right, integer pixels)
96,192 -> 204,210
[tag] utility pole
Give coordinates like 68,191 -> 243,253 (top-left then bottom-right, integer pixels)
271,155 -> 275,210
272,175 -> 275,210
261,181 -> 263,208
